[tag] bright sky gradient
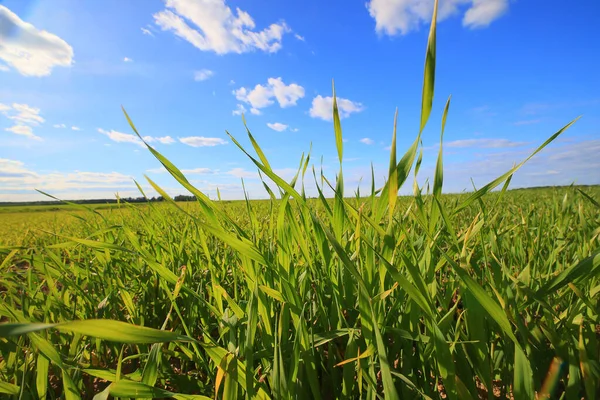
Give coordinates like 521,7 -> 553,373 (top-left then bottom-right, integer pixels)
1,0 -> 599,201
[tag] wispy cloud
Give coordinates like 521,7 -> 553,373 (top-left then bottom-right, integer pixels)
141,27 -> 154,36
514,119 -> 542,126
98,129 -> 175,147
179,136 -> 227,147
194,69 -> 214,81
445,138 -> 529,149
5,125 -> 42,140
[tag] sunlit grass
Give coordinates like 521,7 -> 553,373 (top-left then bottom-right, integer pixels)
1,1 -> 599,399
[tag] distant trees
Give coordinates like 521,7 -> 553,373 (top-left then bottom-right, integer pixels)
0,194 -> 200,207
173,195 -> 196,202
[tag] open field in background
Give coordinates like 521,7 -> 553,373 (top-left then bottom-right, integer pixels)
1,180 -> 599,399
1,187 -> 598,247
1,1 -> 599,399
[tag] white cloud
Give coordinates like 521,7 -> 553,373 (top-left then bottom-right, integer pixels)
463,0 -> 508,28
309,95 -> 364,121
0,64 -> 9,72
0,158 -> 142,200
153,0 -> 290,55
98,129 -> 176,146
234,77 -> 305,113
6,103 -> 45,125
227,167 -> 259,179
294,33 -> 305,41
123,57 -> 133,62
53,123 -> 66,128
71,126 -> 81,131
290,127 -> 299,132
366,0 -> 508,36
181,167 -> 215,174
146,167 -> 167,174
360,138 -> 374,145
0,6 -> 74,76
156,136 -> 175,144
147,166 -> 214,174
1,103 -> 45,140
194,68 -> 214,81
267,122 -> 288,132
514,119 -> 542,126
179,136 -> 227,147
229,79 -> 235,85
5,125 -> 42,140
98,128 -> 144,147
232,104 -> 247,116
141,27 -> 154,36
445,138 -> 528,149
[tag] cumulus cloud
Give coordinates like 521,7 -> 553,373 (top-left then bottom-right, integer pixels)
0,5 -> 74,76
366,0 -> 508,36
5,125 -> 42,140
153,0 -> 290,54
309,95 -> 364,121
194,68 -> 214,81
179,136 -> 227,147
360,138 -> 374,145
234,77 -> 305,113
267,122 -> 288,132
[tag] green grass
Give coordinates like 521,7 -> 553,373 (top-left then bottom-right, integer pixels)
1,1 -> 599,399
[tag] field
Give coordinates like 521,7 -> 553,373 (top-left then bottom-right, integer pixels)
1,2 -> 599,399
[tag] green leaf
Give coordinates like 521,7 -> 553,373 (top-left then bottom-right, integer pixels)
332,80 -> 344,163
0,322 -> 56,337
56,320 -> 194,344
419,0 -> 438,133
0,382 -> 20,395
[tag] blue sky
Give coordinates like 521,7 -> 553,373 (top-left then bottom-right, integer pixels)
0,0 -> 598,201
